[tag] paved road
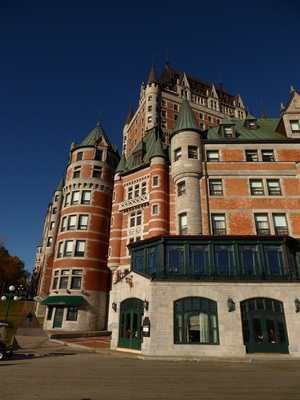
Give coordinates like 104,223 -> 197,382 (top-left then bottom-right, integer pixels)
1,351 -> 300,400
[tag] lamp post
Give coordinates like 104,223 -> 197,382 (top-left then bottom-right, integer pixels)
1,286 -> 18,324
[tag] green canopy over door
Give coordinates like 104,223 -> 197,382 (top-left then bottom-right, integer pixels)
41,296 -> 83,306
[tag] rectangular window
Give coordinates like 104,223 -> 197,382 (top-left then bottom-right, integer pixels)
178,181 -> 186,196
71,191 -> 80,205
136,211 -> 142,226
273,214 -> 288,235
262,150 -> 274,162
68,215 -> 76,230
152,176 -> 159,187
78,215 -> 88,230
134,184 -> 139,197
224,126 -> 233,138
238,245 -> 259,276
76,152 -> 83,161
52,208 -> 57,215
81,191 -> 91,205
73,168 -> 80,178
188,146 -> 198,159
54,195 -> 59,202
161,121 -> 167,128
61,217 -> 67,232
141,182 -> 147,195
75,241 -> 85,257
174,148 -> 182,161
214,244 -> 234,275
47,237 -> 52,247
250,180 -> 264,195
212,214 -> 226,235
59,276 -> 69,289
290,120 -> 300,132
92,167 -> 102,179
64,193 -> 70,207
245,150 -> 258,162
64,241 -> 73,257
166,245 -> 184,274
95,149 -> 103,161
152,205 -> 158,215
254,214 -> 270,235
47,307 -> 53,321
71,276 -> 82,289
174,104 -> 178,111
50,221 -> 55,230
206,150 -> 219,162
128,187 -> 133,199
67,306 -> 78,321
179,213 -> 187,235
57,242 -> 63,258
52,277 -> 58,290
209,180 -> 223,196
267,180 -> 281,195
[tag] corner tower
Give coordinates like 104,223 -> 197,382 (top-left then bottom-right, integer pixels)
42,120 -> 120,332
170,99 -> 203,235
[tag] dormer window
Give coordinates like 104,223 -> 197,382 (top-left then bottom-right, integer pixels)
219,123 -> 236,138
224,126 -> 234,138
290,120 -> 300,132
244,117 -> 257,130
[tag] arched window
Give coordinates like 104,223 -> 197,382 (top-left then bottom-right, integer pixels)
174,297 -> 219,344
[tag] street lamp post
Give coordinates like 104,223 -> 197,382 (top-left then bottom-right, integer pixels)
1,286 -> 18,324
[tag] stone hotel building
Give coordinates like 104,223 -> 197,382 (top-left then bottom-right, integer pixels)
35,63 -> 300,358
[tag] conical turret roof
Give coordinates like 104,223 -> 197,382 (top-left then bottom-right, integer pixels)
148,62 -> 158,83
125,103 -> 133,125
55,177 -> 64,191
149,136 -> 166,160
115,154 -> 126,173
79,120 -> 112,147
171,99 -> 201,135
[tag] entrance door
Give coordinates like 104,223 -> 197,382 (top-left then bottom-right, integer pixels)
53,307 -> 64,328
119,298 -> 143,350
241,298 -> 289,354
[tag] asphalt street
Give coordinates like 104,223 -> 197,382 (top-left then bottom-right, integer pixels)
1,351 -> 300,400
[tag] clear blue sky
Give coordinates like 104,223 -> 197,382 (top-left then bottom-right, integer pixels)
0,0 -> 299,274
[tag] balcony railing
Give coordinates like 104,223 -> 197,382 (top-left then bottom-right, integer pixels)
119,194 -> 149,212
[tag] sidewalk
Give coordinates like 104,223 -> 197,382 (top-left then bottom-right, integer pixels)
13,314 -> 300,362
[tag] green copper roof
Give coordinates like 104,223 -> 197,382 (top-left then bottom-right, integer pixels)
150,136 -> 167,160
172,99 -> 201,135
206,119 -> 286,140
115,154 -> 126,173
245,113 -> 257,120
122,129 -> 169,173
78,120 -> 111,147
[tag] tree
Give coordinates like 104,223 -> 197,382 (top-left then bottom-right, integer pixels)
0,241 -> 30,295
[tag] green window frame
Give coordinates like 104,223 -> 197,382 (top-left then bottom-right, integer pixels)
174,297 -> 219,345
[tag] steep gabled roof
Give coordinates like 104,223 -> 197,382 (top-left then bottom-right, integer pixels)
115,154 -> 126,173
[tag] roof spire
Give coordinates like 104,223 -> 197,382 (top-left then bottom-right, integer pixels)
147,61 -> 157,83
165,50 -> 169,69
125,102 -> 133,125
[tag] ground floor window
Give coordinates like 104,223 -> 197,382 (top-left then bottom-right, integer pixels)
174,297 -> 219,345
67,306 -> 78,321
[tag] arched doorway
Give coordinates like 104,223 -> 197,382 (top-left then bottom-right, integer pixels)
119,298 -> 144,350
241,298 -> 289,354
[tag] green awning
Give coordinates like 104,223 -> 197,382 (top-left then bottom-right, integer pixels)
41,296 -> 83,306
